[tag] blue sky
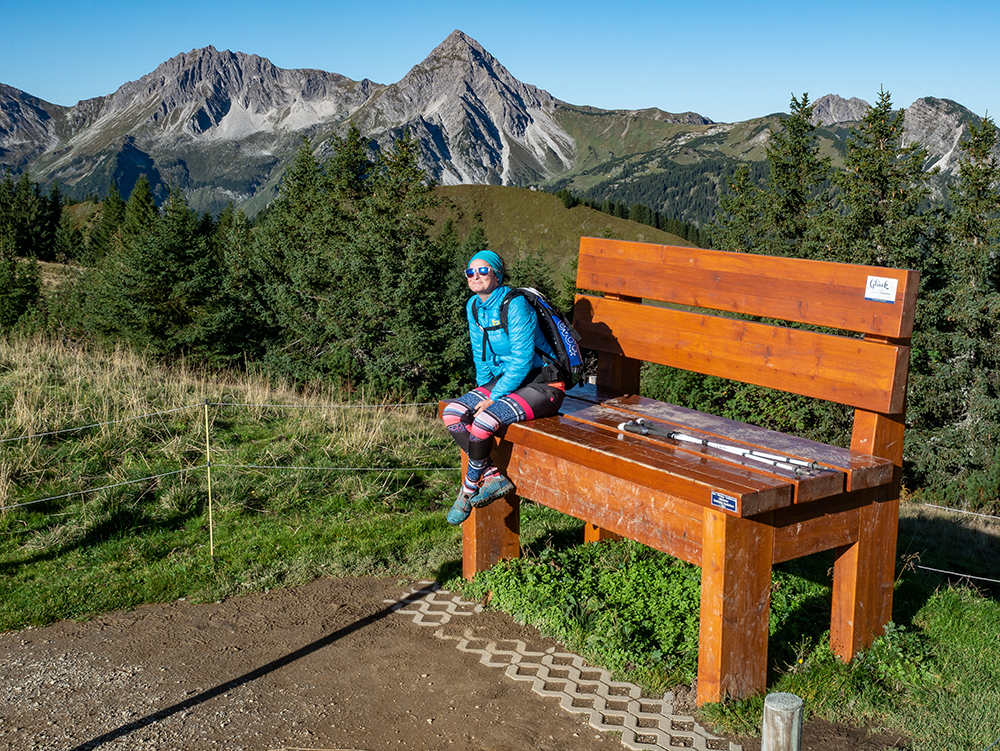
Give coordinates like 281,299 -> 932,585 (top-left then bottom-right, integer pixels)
3,0 -> 997,123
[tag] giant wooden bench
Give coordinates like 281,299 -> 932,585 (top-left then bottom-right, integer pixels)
453,237 -> 918,705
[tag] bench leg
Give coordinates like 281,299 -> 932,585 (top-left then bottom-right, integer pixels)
698,508 -> 774,705
831,487 -> 898,661
584,522 -> 623,544
461,441 -> 521,580
831,407 -> 904,661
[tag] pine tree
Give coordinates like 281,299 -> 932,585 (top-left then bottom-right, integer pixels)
36,180 -> 64,261
340,130 -> 451,396
54,209 -> 84,262
948,115 -> 1000,281
85,184 -> 126,265
713,164 -> 769,252
0,230 -> 42,332
906,115 -> 1000,500
83,187 -> 222,357
120,175 -> 159,252
213,205 -> 273,361
819,89 -> 938,270
714,94 -> 829,257
248,129 -> 465,396
10,173 -> 43,258
248,137 -> 343,379
436,218 -> 471,374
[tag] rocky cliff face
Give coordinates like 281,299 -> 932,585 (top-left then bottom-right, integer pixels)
56,46 -> 379,144
810,94 -> 871,125
27,46 -> 383,205
0,85 -> 65,172
4,32 -> 721,211
903,97 -> 978,173
811,94 -> 995,183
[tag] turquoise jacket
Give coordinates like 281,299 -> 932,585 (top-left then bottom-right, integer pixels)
467,286 -> 556,399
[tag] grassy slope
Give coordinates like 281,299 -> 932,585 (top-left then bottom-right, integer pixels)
429,184 -> 692,277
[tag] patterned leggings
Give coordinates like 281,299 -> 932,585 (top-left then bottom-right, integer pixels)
441,376 -> 565,463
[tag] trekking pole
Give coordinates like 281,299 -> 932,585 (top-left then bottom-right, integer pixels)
617,419 -> 823,476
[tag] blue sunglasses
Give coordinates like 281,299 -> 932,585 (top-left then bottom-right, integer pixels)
464,266 -> 493,277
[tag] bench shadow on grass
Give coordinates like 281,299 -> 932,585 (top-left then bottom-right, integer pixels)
893,503 -> 1000,609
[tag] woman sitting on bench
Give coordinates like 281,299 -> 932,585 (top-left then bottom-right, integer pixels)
441,251 -> 566,525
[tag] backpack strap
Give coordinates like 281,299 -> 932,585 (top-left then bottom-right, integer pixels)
472,297 -> 506,363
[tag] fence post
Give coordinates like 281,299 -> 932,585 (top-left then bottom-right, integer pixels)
203,399 -> 214,558
761,692 -> 803,751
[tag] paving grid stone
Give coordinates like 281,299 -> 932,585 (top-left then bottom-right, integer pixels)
387,582 -> 742,751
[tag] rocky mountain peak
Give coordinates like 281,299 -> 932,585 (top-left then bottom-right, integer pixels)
4,32 -> 990,218
351,29 -> 572,185
385,29 -> 557,120
810,94 -> 871,126
86,46 -> 375,139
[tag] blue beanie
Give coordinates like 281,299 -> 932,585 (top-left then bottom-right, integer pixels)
469,250 -> 504,284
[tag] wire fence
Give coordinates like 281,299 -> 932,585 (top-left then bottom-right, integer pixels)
0,403 -> 201,445
2,399 -> 1000,580
1,468 -> 203,511
1,399 -> 461,556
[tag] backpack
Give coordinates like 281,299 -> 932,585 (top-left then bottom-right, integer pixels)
472,287 -> 584,387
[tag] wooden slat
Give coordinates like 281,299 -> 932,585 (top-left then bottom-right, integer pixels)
506,444 -> 705,564
559,383 -> 624,415
506,415 -> 793,517
574,295 -> 910,414
577,237 -> 919,338
611,396 -> 894,492
567,403 -> 846,503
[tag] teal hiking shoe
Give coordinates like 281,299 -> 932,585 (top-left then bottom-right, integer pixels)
446,490 -> 474,525
470,475 -> 515,509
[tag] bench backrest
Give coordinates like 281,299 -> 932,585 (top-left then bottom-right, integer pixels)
573,238 -> 919,461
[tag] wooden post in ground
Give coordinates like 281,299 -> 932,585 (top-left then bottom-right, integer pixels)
761,693 -> 803,751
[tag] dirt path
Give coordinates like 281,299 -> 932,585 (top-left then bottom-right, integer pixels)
0,577 -> 907,751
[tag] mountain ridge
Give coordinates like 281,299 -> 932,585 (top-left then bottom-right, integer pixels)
1,31 -> 991,218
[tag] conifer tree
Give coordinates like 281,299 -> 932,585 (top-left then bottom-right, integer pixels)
9,173 -> 43,258
85,184 -> 126,265
248,129 -> 464,396
714,93 -> 829,257
436,218 -> 472,374
713,164 -> 769,253
0,230 -> 42,332
248,137 -> 340,377
337,130 -> 451,396
212,205 -> 272,361
84,187 -> 223,358
907,115 -> 1000,499
120,175 -> 159,251
54,209 -> 84,262
818,89 -> 938,270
